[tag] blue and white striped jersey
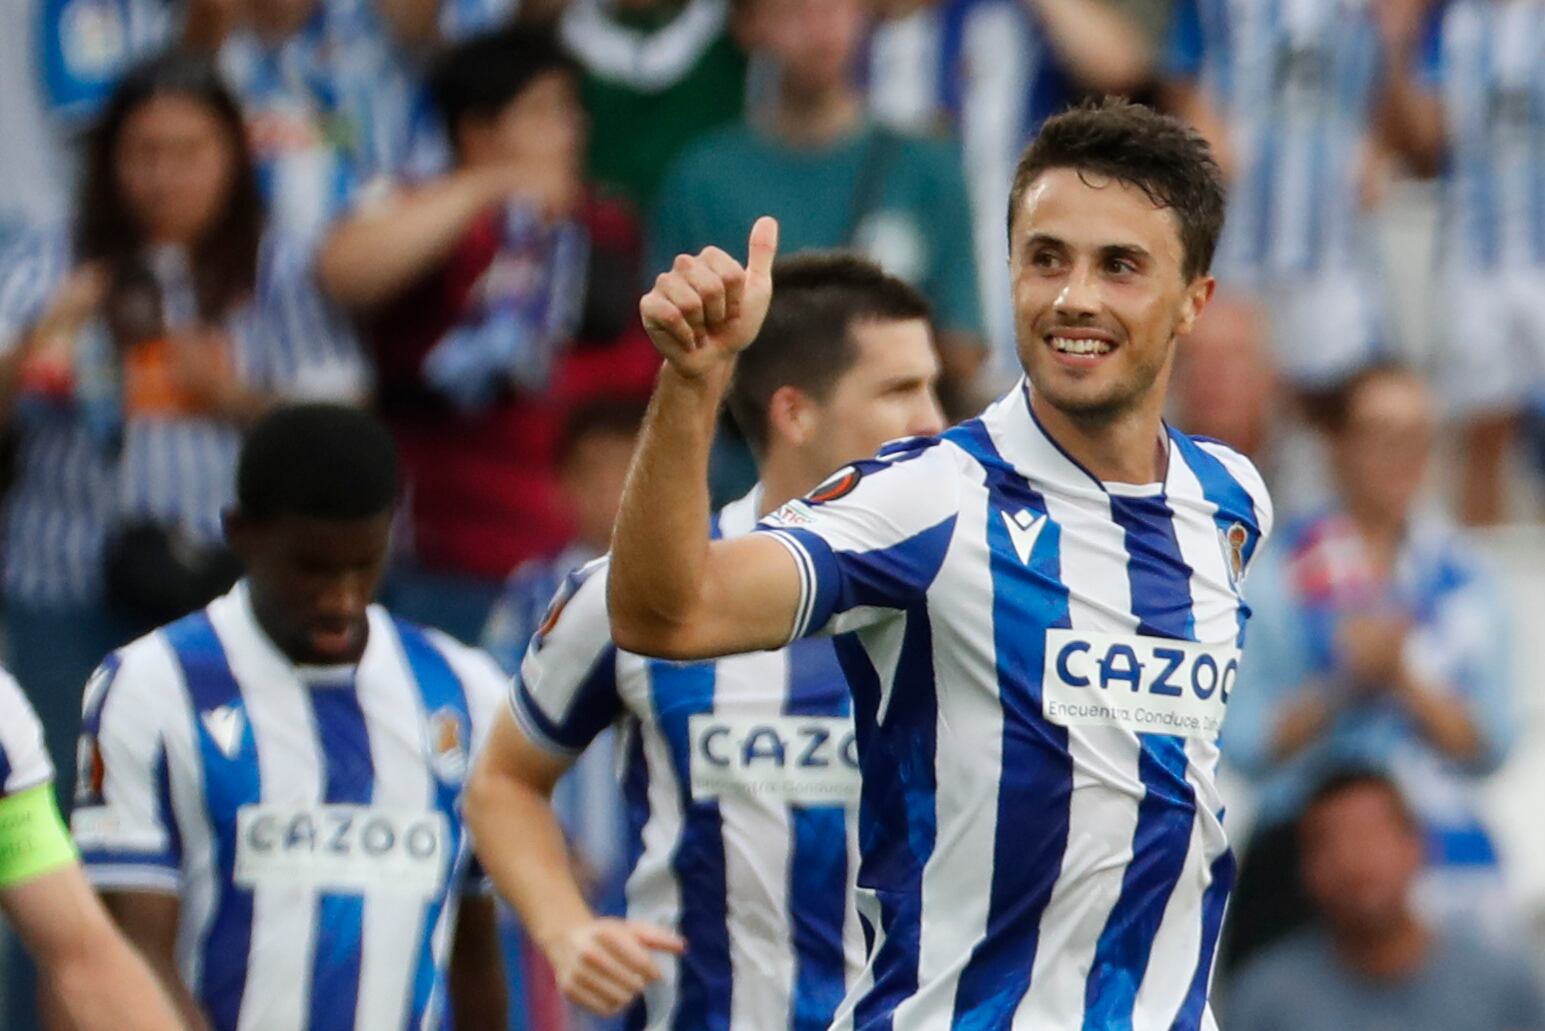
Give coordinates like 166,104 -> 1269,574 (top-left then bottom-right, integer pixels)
1167,0 -> 1383,280
867,0 -> 1076,370
0,228 -> 367,606
1421,0 -> 1545,270
513,489 -> 866,1031
0,666 -> 53,798
71,582 -> 506,1031
757,382 -> 1272,1030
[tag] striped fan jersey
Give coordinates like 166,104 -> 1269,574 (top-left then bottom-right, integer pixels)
0,665 -> 54,797
1420,0 -> 1545,270
71,582 -> 505,1031
1166,0 -> 1383,281
511,488 -> 866,1031
756,381 -> 1273,1030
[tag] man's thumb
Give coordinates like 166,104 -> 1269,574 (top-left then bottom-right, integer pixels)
631,922 -> 686,954
746,216 -> 779,284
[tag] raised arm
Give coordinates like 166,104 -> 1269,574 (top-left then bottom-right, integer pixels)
608,218 -> 804,659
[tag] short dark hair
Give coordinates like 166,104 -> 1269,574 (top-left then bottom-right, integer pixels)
1007,98 -> 1226,281
556,396 -> 648,469
726,252 -> 932,455
237,404 -> 399,521
1299,766 -> 1417,833
428,24 -> 579,152
1308,359 -> 1424,435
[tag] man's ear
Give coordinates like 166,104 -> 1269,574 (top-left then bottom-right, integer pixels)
766,384 -> 817,450
1176,274 -> 1217,337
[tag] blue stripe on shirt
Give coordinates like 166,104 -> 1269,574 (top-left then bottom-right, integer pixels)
947,419 -> 1074,1026
163,612 -> 260,1030
785,638 -> 853,1031
393,620 -> 473,1030
644,659 -> 730,1031
1082,496 -> 1198,1029
306,679 -> 374,1031
846,612 -> 940,1031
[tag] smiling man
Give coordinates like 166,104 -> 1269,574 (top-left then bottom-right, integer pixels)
609,99 -> 1273,1029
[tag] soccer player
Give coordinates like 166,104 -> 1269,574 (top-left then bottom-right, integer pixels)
466,253 -> 945,1026
610,99 -> 1272,1028
0,667 -> 181,1030
71,404 -> 509,1030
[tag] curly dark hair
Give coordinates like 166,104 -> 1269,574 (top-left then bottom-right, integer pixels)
1006,98 -> 1226,282
76,52 -> 264,325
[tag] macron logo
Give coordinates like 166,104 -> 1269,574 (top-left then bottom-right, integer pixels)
202,706 -> 245,759
1002,508 -> 1048,565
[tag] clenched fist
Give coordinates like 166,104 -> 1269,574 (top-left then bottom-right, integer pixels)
640,216 -> 780,380
546,916 -> 685,1016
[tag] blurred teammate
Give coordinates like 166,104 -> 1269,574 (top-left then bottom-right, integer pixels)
71,404 -> 508,1030
0,667 -> 181,1030
610,99 -> 1271,1028
467,253 -> 944,1026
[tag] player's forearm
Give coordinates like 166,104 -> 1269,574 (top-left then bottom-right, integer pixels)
47,924 -> 185,1031
467,768 -> 595,958
317,169 -> 508,309
608,362 -> 731,654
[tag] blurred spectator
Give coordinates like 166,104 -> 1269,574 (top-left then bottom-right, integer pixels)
867,0 -> 1155,371
1380,0 -> 1545,525
482,397 -> 644,1031
207,0 -> 440,240
319,24 -> 655,643
561,0 -> 750,212
0,0 -> 195,236
651,0 -> 982,498
1170,291 -> 1277,461
0,52 -> 365,804
1226,769 -> 1545,1031
1224,364 -> 1517,970
1164,0 -> 1392,397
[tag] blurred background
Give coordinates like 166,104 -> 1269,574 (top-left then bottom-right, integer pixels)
2,0 -> 1545,1027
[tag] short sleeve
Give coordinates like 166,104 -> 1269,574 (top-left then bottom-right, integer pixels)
912,141 -> 985,339
70,646 -> 183,893
251,233 -> 371,400
509,559 -> 624,758
755,438 -> 962,641
0,667 -> 54,796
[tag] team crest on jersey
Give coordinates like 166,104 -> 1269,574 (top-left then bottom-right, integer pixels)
808,465 -> 862,505
428,707 -> 470,784
1219,521 -> 1250,589
75,735 -> 105,806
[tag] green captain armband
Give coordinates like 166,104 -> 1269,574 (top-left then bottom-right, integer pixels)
0,784 -> 77,887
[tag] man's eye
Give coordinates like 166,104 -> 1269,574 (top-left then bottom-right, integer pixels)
1031,251 -> 1060,269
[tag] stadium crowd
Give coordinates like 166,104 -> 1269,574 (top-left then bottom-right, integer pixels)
0,0 -> 1542,1028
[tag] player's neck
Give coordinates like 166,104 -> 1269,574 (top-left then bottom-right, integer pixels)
1031,393 -> 1169,486
770,88 -> 863,149
756,452 -> 812,518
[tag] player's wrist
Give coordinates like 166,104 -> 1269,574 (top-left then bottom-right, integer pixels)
659,356 -> 735,396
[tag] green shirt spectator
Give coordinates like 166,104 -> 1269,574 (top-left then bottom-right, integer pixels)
649,120 -> 984,345
562,0 -> 748,211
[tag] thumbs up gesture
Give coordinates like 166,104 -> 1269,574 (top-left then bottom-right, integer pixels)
639,216 -> 779,380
